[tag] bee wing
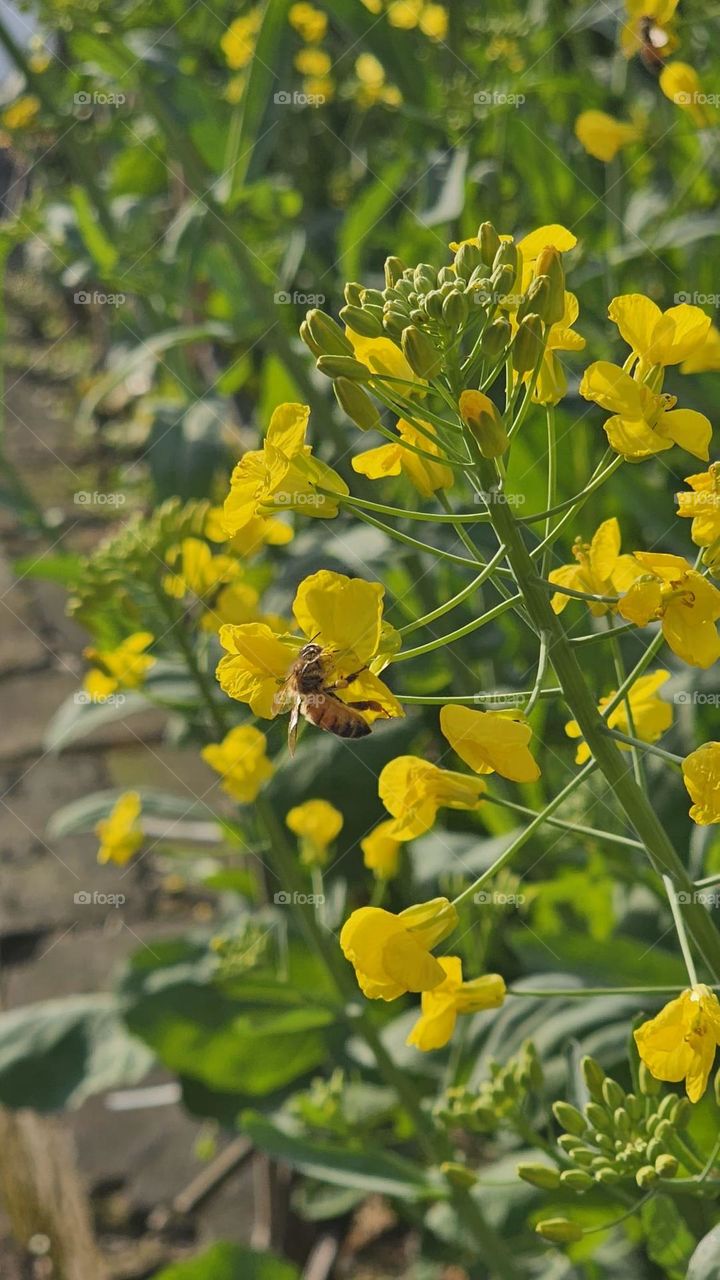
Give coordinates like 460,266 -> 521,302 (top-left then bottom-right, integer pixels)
287,702 -> 300,756
272,676 -> 296,716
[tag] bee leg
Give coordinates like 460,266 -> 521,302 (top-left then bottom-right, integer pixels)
345,699 -> 390,717
287,703 -> 300,757
327,666 -> 368,691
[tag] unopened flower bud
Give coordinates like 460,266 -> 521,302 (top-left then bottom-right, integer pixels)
437,265 -> 455,285
316,354 -> 370,380
384,256 -> 405,288
657,1094 -> 676,1120
442,290 -> 468,329
414,263 -> 437,293
552,1101 -> 587,1137
654,1118 -> 673,1142
512,314 -> 545,373
459,389 -> 508,458
454,241 -> 483,279
299,320 -> 324,358
602,1079 -> 625,1110
493,239 -> 519,276
639,1063 -> 661,1096
585,1102 -> 611,1132
534,245 -> 566,325
480,317 -> 512,359
517,275 -> 551,324
624,1092 -> 642,1121
306,308 -> 355,356
517,1162 -> 561,1190
613,1108 -> 631,1139
581,1056 -> 606,1102
558,1135 -> 585,1155
339,305 -> 384,338
636,1164 -> 658,1189
672,1098 -> 690,1129
401,325 -> 443,378
440,1161 -> 478,1188
655,1154 -> 678,1178
560,1169 -> 593,1191
383,309 -> 409,339
333,378 -> 380,430
478,221 -> 501,267
344,281 -> 364,305
595,1166 -> 620,1185
361,288 -> 385,308
536,1218 -> 584,1244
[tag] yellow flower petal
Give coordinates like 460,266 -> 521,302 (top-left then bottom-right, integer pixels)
440,705 -> 540,782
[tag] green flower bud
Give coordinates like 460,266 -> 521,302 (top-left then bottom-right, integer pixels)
624,1092 -> 642,1121
560,1169 -> 593,1191
636,1165 -> 658,1189
595,1133 -> 614,1152
440,1161 -> 478,1188
585,1102 -> 611,1132
401,325 -> 443,378
333,378 -> 380,430
517,1162 -> 561,1190
384,256 -> 405,288
490,262 -> 515,298
613,1108 -> 631,1139
478,221 -> 501,267
442,290 -> 468,329
552,1101 -> 587,1137
493,239 -> 519,276
570,1146 -> 595,1168
383,309 -> 409,339
646,1113 -> 660,1135
655,1154 -> 678,1178
646,1137 -> 664,1163
410,308 -> 426,325
536,1218 -> 584,1245
672,1098 -> 690,1129
602,1079 -> 625,1111
424,290 -> 444,320
339,305 -> 384,338
657,1094 -> 676,1120
393,278 -> 415,299
595,1166 -> 620,1185
437,265 -> 456,285
299,320 -> 324,358
559,1135 -> 585,1156
414,263 -> 437,292
361,288 -> 385,308
454,241 -> 483,279
306,309 -> 355,356
581,1056 -> 606,1102
654,1118 -> 673,1143
517,275 -> 551,324
459,389 -> 509,458
344,281 -> 364,306
639,1062 -> 661,1097
534,245 -> 566,326
480,317 -> 512,359
590,1155 -> 613,1170
512,314 -> 545,374
316,354 -> 370,380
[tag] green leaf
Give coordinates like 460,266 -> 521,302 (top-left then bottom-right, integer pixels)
147,398 -> 230,501
642,1195 -> 696,1279
688,1225 -> 720,1280
226,0 -> 293,200
47,788 -> 213,841
43,690 -> 152,754
152,1242 -> 299,1280
70,185 -> 118,274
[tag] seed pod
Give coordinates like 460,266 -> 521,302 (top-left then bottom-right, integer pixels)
414,263 -> 437,292
333,378 -> 380,430
517,275 -> 551,324
401,325 -> 443,378
603,1079 -> 625,1111
582,1057 -> 607,1102
459,389 -> 509,459
534,245 -> 566,325
344,281 -> 364,306
478,221 -> 501,267
299,320 -> 324,358
639,1062 -> 661,1096
552,1101 -> 587,1137
480,317 -> 511,359
636,1165 -> 658,1189
442,290 -> 468,329
454,241 -> 483,279
535,1218 -> 584,1244
517,1162 -> 561,1190
560,1169 -> 593,1191
339,305 -> 384,338
316,354 -> 370,380
655,1154 -> 678,1178
512,313 -> 545,374
384,256 -> 405,287
306,308 -> 355,357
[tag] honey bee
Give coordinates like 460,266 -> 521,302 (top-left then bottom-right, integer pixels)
272,642 -> 389,755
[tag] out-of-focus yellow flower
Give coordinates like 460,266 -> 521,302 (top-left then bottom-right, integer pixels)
353,53 -> 402,108
580,360 -> 711,461
575,110 -> 642,162
224,75 -> 246,105
379,756 -> 486,839
303,75 -> 334,101
202,725 -> 273,803
419,4 -> 448,40
352,417 -> 452,496
1,95 -> 40,130
162,537 -> 238,600
83,632 -> 155,700
608,294 -> 711,371
340,896 -> 458,999
676,465 -> 720,549
286,798 -> 343,865
201,582 -> 260,632
682,742 -> 720,825
294,46 -> 332,76
361,820 -> 403,879
680,325 -> 720,374
221,10 -> 261,69
566,670 -> 672,765
223,403 -> 348,538
407,956 -> 506,1050
387,0 -> 423,28
618,552 -> 720,668
289,2 -> 327,42
440,705 -> 540,782
635,984 -> 720,1102
217,569 -> 403,723
548,517 -> 641,615
660,62 -> 712,128
206,503 -> 293,555
96,791 -> 143,865
620,0 -> 678,61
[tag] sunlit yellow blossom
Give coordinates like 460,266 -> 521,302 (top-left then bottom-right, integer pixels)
216,569 -> 403,725
387,0 -> 423,28
676,466 -> 720,549
440,705 -> 540,783
353,53 -> 402,107
379,756 -> 486,839
575,110 -> 641,162
223,403 -> 348,538
340,896 -> 458,999
96,792 -> 143,866
83,632 -> 155,700
288,2 -> 327,42
352,417 -> 452,496
419,4 -> 448,40
221,10 -> 261,69
660,62 -> 712,128
548,517 -> 641,616
680,325 -> 720,374
407,957 -> 506,1050
162,537 -> 238,600
361,820 -> 403,880
635,985 -> 720,1102
608,294 -> 711,370
566,670 -> 672,765
682,743 -> 720,825
286,798 -> 343,865
620,0 -> 678,61
294,47 -> 332,76
1,95 -> 40,130
618,552 -> 720,668
580,361 -> 711,461
206,504 -> 293,554
202,725 -> 274,803
345,328 -> 420,386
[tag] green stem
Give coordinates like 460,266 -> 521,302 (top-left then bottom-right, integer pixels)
396,687 -> 563,707
350,506 -> 481,569
393,596 -> 521,662
483,792 -> 642,850
606,730 -> 682,768
399,547 -> 507,636
664,873 -> 699,987
319,488 -> 492,524
508,985 -> 695,997
517,454 -> 621,525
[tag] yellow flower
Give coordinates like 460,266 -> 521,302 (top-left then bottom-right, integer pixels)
660,62 -> 712,128
566,670 -> 672,765
200,582 -> 261,632
361,820 -> 403,880
682,742 -> 720,825
223,403 -> 348,538
676,465 -> 720,549
352,417 -> 452,496
608,294 -> 711,371
379,756 -> 486,839
419,4 -> 448,40
579,360 -> 711,461
201,725 -> 273,803
439,705 -> 540,783
288,2 -> 327,42
681,325 -> 720,374
96,792 -> 143,866
620,0 -> 678,61
294,47 -> 332,76
206,503 -> 293,555
286,798 -> 343,865
340,897 -> 458,1000
617,552 -> 720,668
548,517 -> 642,615
406,957 -> 506,1050
83,631 -> 155,700
162,537 -> 238,600
216,569 -> 403,724
1,95 -> 40,130
345,329 -> 417,387
575,110 -> 641,162
387,0 -> 423,28
634,985 -> 720,1103
303,74 -> 334,101
532,291 -> 586,405
221,10 -> 261,69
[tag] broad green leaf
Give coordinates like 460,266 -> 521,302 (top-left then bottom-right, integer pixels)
642,1195 -> 696,1279
226,0 -> 293,201
43,690 -> 152,754
70,185 -> 118,273
153,1242 -> 299,1280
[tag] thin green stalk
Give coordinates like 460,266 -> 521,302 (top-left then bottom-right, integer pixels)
483,792 -> 643,850
529,454 -> 624,555
535,578 -> 619,606
608,622 -> 645,791
517,453 -> 620,525
399,547 -> 507,636
664,873 -> 699,986
508,985 -> 694,997
350,505 -> 481,569
396,687 -> 563,707
570,622 -> 638,648
393,596 -> 521,662
606,730 -> 683,768
317,487 -> 492,524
